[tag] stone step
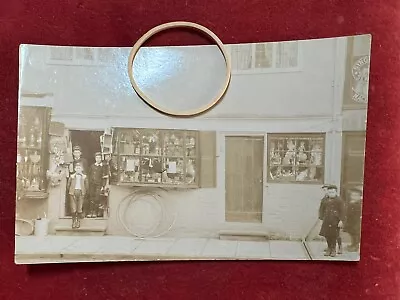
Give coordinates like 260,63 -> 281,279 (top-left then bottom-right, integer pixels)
218,230 -> 269,241
55,218 -> 107,236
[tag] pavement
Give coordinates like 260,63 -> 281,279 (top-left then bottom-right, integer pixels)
14,236 -> 360,264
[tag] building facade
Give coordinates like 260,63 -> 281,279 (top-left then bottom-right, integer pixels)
17,35 -> 369,240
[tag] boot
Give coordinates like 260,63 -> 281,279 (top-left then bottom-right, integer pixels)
324,248 -> 331,256
76,218 -> 81,229
330,249 -> 337,257
337,243 -> 343,254
72,213 -> 77,229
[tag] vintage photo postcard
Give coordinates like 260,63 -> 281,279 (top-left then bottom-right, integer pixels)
15,34 -> 371,264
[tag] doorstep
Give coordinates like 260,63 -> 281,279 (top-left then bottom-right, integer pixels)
54,218 -> 107,236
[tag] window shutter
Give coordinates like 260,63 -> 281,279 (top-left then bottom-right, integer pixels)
199,131 -> 217,188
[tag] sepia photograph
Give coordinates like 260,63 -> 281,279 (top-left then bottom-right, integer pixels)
15,34 -> 371,263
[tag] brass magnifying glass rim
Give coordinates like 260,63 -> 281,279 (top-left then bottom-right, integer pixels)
127,21 -> 232,117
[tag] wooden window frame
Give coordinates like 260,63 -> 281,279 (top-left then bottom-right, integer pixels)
267,133 -> 326,184
112,128 -> 200,188
229,41 -> 302,75
46,47 -> 115,66
17,106 -> 51,199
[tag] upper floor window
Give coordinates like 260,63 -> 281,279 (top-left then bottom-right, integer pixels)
230,41 -> 301,74
47,47 -> 114,66
49,47 -> 73,61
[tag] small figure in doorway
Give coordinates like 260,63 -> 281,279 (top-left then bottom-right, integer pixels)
67,163 -> 88,229
88,152 -> 105,218
318,184 -> 345,257
343,187 -> 363,252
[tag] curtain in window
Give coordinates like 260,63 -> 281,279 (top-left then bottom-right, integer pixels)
255,43 -> 273,68
231,44 -> 252,70
276,41 -> 298,68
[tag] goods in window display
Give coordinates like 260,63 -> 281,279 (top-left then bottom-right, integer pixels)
17,107 -> 50,198
113,129 -> 198,187
268,135 -> 325,183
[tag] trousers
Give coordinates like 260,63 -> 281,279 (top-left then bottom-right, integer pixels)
70,189 -> 84,214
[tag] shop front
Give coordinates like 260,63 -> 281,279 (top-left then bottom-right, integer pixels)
17,104 -> 344,240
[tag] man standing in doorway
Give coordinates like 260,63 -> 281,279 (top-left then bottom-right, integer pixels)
69,145 -> 88,175
318,185 -> 345,257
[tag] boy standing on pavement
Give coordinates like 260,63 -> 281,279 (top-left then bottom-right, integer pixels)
319,184 -> 343,254
318,185 -> 345,257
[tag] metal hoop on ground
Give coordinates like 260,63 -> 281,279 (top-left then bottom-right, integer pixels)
117,188 -> 177,238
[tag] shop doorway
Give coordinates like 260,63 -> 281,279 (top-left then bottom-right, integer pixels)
64,130 -> 103,217
341,131 -> 366,201
225,136 -> 264,223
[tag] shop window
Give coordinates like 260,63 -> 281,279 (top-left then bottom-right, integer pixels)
268,134 -> 325,183
112,129 -> 216,188
17,106 -> 51,199
230,41 -> 301,74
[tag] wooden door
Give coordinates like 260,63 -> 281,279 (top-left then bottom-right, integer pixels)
341,132 -> 366,200
225,136 -> 264,223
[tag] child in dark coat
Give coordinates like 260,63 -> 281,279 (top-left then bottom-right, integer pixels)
318,185 -> 345,257
319,184 -> 343,254
344,187 -> 363,252
88,152 -> 106,217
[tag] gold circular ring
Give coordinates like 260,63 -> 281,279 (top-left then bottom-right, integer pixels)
128,21 -> 232,117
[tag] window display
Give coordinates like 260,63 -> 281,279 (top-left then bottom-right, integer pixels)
268,134 -> 325,183
16,106 -> 51,199
113,129 -> 198,187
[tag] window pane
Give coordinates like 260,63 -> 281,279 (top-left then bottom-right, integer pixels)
164,157 -> 184,184
276,41 -> 298,68
185,158 -> 196,184
141,129 -> 161,155
185,131 -> 197,157
255,43 -> 273,68
50,47 -> 73,61
268,134 -> 324,183
141,157 -> 163,183
164,131 -> 184,156
76,47 -> 94,61
231,44 -> 252,70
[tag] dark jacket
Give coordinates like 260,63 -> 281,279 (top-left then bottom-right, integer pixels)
318,196 -> 328,220
319,196 -> 345,238
88,163 -> 106,186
